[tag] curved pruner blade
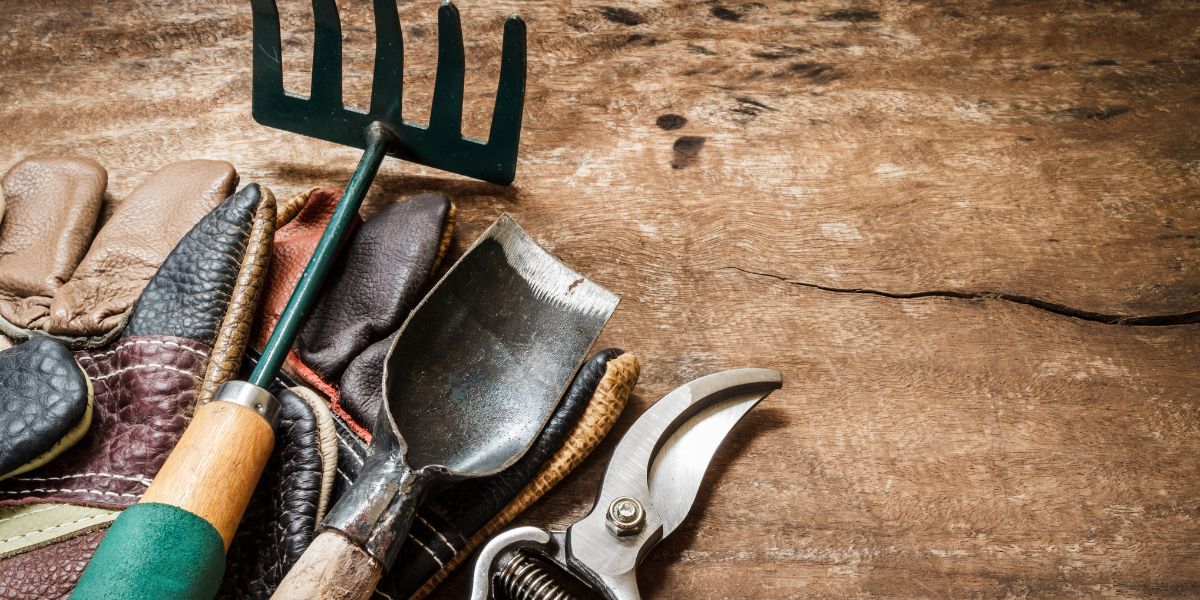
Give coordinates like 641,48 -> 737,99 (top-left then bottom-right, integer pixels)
565,369 -> 781,598
647,369 -> 780,537
604,368 -> 782,537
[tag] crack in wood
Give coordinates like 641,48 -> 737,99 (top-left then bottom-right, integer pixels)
723,267 -> 1200,327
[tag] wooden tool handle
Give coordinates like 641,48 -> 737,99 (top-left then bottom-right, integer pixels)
141,399 -> 275,547
71,397 -> 276,600
271,530 -> 384,600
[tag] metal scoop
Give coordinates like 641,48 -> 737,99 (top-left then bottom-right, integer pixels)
273,215 -> 619,600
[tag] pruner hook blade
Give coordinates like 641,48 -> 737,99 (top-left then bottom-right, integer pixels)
471,368 -> 782,600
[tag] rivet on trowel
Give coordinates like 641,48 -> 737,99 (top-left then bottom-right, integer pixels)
606,496 -> 645,536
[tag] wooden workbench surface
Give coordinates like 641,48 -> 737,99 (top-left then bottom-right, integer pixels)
3,1 -> 1198,597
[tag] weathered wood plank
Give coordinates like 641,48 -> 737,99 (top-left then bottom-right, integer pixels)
1,0 -> 1198,598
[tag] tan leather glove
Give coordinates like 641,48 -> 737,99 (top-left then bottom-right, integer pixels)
0,183 -> 276,599
0,156 -> 238,481
0,156 -> 237,348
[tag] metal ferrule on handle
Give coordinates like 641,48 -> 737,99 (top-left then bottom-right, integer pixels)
215,380 -> 281,427
249,122 -> 396,387
321,450 -> 432,567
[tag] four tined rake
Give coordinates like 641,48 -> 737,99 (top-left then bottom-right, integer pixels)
248,0 -> 526,385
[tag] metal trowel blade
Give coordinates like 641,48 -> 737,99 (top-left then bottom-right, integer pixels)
381,213 -> 619,477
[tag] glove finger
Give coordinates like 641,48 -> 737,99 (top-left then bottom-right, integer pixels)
0,338 -> 92,481
292,194 -> 453,436
124,181 -> 275,404
296,194 -> 452,380
0,156 -> 107,339
45,159 -> 237,343
334,333 -> 393,440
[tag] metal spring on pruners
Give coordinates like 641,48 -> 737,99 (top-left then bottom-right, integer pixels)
498,552 -> 578,600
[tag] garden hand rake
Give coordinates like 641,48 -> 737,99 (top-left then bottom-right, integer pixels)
251,0 -> 527,383
70,2 -> 526,599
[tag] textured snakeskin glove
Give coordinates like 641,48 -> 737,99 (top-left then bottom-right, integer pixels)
0,156 -> 237,481
0,184 -> 275,599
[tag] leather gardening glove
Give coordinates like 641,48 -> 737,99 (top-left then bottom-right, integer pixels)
226,188 -> 640,599
0,183 -> 276,599
0,156 -> 237,347
0,157 -> 237,482
214,188 -> 452,599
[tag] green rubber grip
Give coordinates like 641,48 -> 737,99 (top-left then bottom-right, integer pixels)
71,503 -> 225,600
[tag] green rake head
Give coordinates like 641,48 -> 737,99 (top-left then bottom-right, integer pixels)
251,0 -> 527,185
245,0 -> 527,389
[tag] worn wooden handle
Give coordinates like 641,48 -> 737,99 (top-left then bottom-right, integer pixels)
141,399 -> 275,548
73,399 -> 275,599
272,530 -> 384,600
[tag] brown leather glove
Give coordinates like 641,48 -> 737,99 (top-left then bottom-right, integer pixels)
0,156 -> 237,348
232,190 -> 638,599
0,157 -> 238,482
0,183 -> 276,599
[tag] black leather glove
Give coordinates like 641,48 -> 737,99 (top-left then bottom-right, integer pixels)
216,188 -> 453,599
0,183 -> 274,598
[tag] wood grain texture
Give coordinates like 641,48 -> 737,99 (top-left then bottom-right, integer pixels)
1,1 -> 1198,598
273,530 -> 382,600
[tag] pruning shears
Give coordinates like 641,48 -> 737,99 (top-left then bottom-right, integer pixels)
470,368 -> 783,600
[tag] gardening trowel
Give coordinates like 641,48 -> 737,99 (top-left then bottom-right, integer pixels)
273,214 -> 619,600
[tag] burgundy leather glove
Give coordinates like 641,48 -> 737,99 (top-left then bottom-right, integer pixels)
0,156 -> 237,482
0,183 -> 275,599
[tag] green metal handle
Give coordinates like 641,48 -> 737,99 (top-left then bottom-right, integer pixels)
249,123 -> 394,387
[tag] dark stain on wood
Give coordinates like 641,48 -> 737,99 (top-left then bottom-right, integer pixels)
784,61 -> 841,83
656,114 -> 688,130
711,6 -> 743,21
732,96 -> 775,118
818,8 -> 881,22
751,45 -> 808,60
672,136 -> 707,169
598,6 -> 646,26
1050,106 -> 1131,121
624,33 -> 663,47
1090,58 -> 1119,66
736,96 -> 773,111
